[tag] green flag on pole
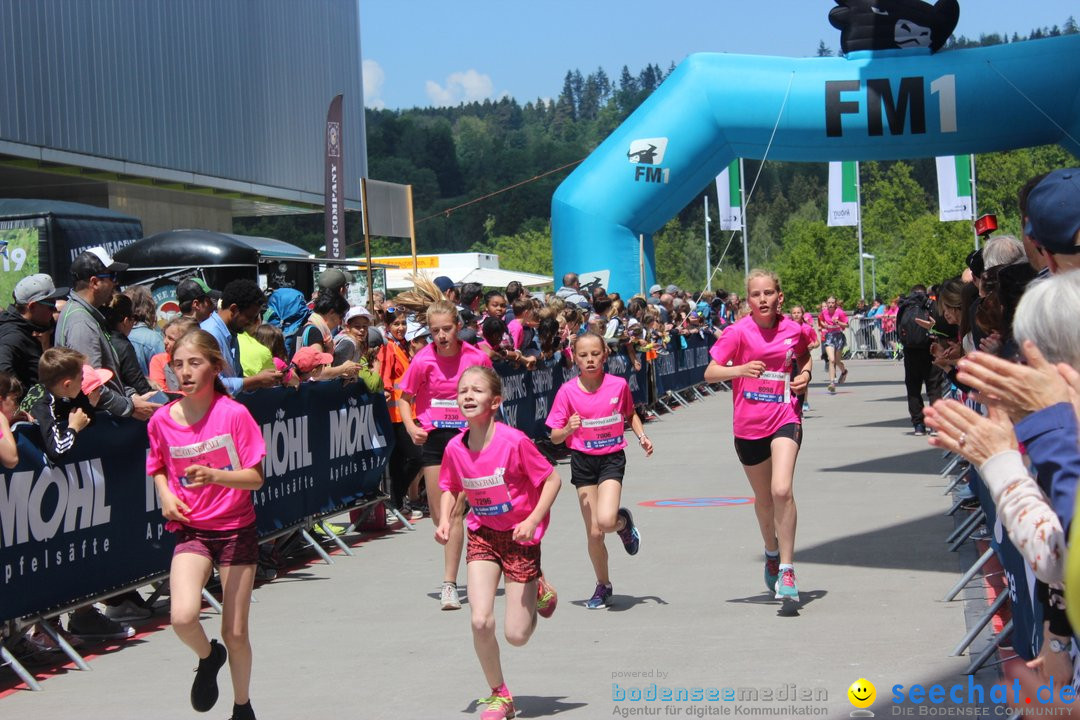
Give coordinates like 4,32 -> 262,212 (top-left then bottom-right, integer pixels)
715,160 -> 742,231
828,161 -> 859,227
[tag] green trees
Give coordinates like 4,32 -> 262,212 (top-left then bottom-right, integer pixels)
472,218 -> 553,277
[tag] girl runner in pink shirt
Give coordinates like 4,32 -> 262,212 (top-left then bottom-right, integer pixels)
398,300 -> 493,610
546,331 -> 654,610
436,365 -> 562,720
817,295 -> 849,392
146,329 -> 266,720
705,270 -> 813,604
788,305 -> 821,412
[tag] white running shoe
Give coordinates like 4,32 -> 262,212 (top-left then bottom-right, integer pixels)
441,582 -> 462,610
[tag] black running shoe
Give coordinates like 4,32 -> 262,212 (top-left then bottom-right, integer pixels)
191,639 -> 227,712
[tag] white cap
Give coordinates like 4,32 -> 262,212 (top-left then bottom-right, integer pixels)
405,321 -> 430,342
344,305 -> 372,324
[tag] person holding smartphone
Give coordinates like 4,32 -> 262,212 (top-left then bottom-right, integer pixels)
924,278 -> 967,377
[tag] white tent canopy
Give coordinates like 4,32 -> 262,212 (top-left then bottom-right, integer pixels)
379,252 -> 552,290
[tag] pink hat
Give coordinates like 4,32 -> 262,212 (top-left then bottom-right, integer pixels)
291,346 -> 334,373
81,365 -> 113,395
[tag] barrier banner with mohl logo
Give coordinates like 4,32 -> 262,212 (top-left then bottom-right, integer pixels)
653,332 -> 713,398
0,382 -> 392,623
244,382 -> 392,535
495,351 -> 650,441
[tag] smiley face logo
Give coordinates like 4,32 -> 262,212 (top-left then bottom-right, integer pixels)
848,678 -> 876,709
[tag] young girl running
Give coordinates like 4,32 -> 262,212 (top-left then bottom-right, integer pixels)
398,300 -> 494,610
704,270 -> 813,602
546,331 -> 654,609
818,295 -> 848,393
788,306 -> 820,412
147,329 -> 266,720
435,366 -> 561,720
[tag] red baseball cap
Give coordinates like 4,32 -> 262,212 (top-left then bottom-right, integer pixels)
291,346 -> 333,373
81,365 -> 113,395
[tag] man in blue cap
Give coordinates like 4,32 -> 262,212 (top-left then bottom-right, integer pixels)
433,275 -> 459,304
1026,168 -> 1080,275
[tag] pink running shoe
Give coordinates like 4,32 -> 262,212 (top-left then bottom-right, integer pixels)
536,575 -> 558,619
480,688 -> 516,720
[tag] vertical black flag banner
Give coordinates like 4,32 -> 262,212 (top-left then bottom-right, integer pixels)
324,94 -> 345,260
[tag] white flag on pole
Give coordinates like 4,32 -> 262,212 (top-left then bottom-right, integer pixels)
715,160 -> 742,231
827,161 -> 859,227
936,155 -> 974,222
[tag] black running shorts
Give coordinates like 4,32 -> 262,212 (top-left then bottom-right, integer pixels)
570,449 -> 627,487
733,423 -> 803,467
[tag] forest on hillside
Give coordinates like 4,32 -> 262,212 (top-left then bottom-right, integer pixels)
236,19 -> 1078,308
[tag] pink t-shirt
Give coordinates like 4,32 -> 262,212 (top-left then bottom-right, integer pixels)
397,342 -> 493,431
709,315 -> 813,440
439,423 -> 554,543
507,319 -> 525,350
545,373 -> 634,455
146,394 -> 266,532
794,319 -> 818,344
819,307 -> 848,332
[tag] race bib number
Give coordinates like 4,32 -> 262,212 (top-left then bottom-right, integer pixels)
462,469 -> 513,517
171,434 -> 239,487
429,398 -> 466,429
743,371 -> 790,404
579,412 -> 624,450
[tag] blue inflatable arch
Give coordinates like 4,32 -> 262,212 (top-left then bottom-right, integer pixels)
551,35 -> 1080,297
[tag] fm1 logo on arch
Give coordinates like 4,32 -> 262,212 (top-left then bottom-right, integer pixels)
825,74 -> 957,137
627,137 -> 671,184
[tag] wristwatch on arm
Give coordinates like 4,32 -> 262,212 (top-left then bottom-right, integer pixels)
1048,637 -> 1072,653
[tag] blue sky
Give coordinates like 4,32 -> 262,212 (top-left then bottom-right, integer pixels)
360,1 -> 1078,110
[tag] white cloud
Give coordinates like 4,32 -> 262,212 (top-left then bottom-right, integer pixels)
425,69 -> 494,107
362,59 -> 386,110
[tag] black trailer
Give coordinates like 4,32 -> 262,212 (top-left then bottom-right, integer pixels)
113,229 -> 388,324
0,199 -> 143,302
115,229 -> 315,294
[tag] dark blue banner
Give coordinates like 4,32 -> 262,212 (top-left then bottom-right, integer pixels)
495,350 -> 650,441
653,332 -> 714,397
0,418 -> 170,625
0,381 -> 392,623
496,360 -> 537,438
244,382 -> 393,535
967,470 -> 1042,661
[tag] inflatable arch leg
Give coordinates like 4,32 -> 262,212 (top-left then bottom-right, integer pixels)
552,35 -> 1080,297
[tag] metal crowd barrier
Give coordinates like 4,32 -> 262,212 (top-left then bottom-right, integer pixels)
938,452 -> 1032,676
846,316 -> 900,359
